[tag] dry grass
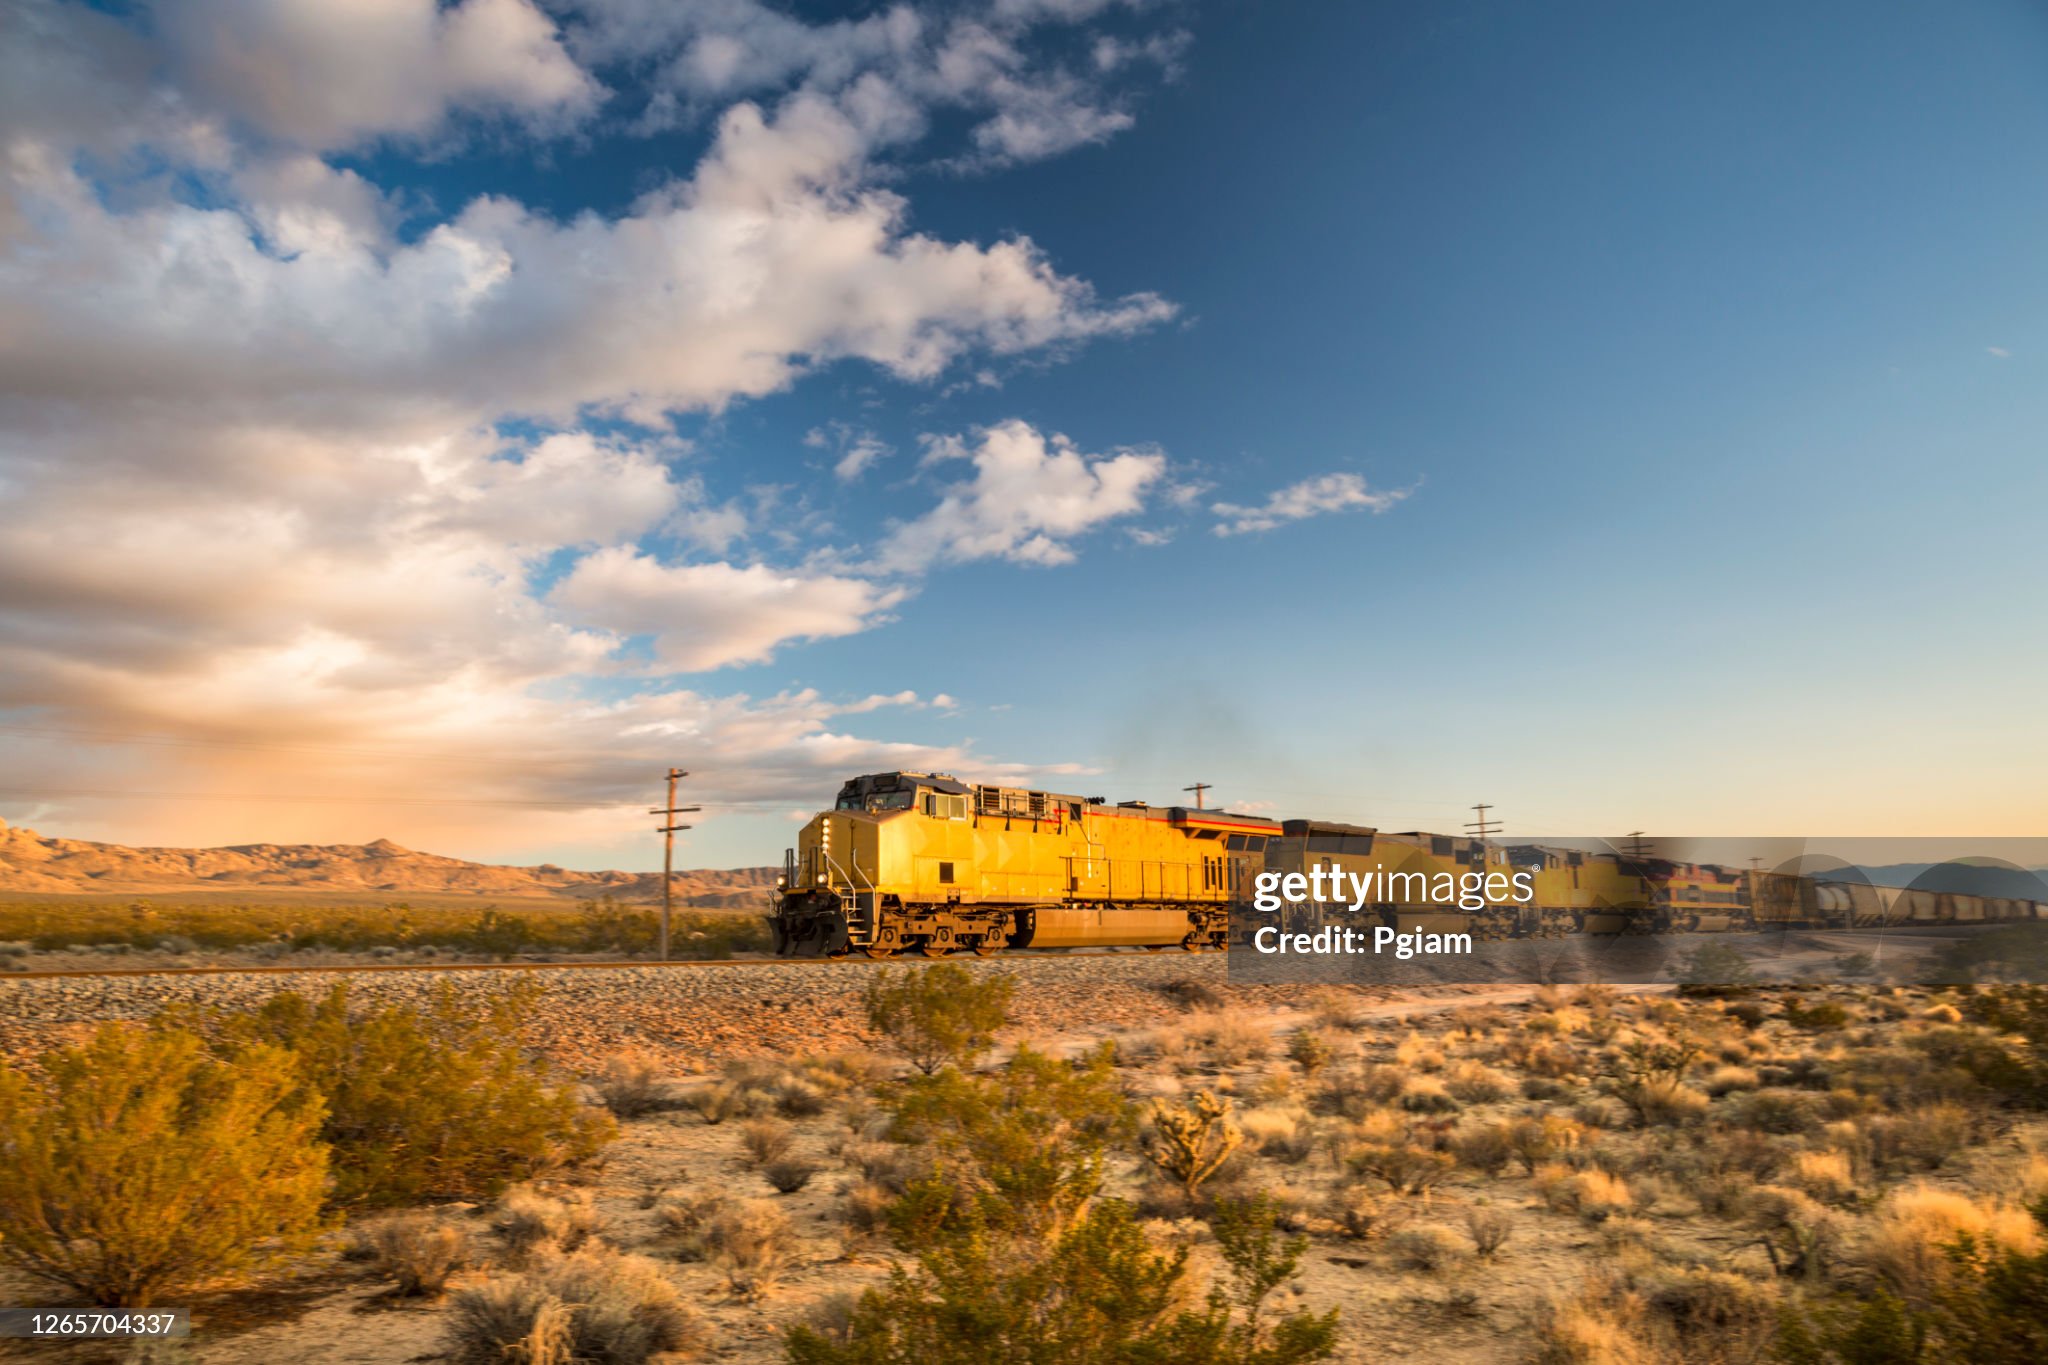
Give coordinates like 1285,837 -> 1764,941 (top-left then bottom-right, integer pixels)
491,1188 -> 603,1264
364,1212 -> 471,1297
1185,1009 -> 1275,1064
1865,1183 -> 2043,1302
445,1246 -> 708,1365
594,1051 -> 675,1118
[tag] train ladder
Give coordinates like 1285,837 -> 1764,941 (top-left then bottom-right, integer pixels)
824,849 -> 878,948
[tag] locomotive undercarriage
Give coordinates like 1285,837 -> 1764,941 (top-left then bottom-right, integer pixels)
770,892 -> 1230,959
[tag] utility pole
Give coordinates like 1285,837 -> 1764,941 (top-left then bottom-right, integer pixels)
1622,831 -> 1651,860
1465,803 -> 1500,839
1182,782 -> 1212,809
649,769 -> 700,962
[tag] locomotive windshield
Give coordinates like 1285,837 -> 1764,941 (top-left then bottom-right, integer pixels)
835,789 -> 917,812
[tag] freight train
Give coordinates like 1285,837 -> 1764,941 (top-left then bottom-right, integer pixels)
767,771 -> 2047,958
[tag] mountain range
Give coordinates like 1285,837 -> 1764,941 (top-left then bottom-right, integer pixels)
0,820 -> 776,908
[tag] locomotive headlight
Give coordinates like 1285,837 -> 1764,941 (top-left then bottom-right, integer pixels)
816,873 -> 827,885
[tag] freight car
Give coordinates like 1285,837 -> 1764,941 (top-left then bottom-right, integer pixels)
769,771 -> 2048,957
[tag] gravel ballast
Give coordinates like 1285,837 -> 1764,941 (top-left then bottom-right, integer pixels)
0,954 -> 1412,1073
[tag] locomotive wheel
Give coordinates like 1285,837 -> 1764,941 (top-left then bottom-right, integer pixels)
860,944 -> 894,959
971,935 -> 1004,957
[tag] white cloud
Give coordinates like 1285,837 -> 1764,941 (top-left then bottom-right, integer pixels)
837,690 -> 957,714
806,423 -> 892,482
1987,346 -> 2012,358
568,0 -> 1162,169
1210,473 -> 1410,537
548,548 -> 909,671
879,420 -> 1164,571
152,0 -> 601,150
0,89 -> 1173,427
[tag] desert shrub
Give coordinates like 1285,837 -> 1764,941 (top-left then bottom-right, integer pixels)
1444,1061 -> 1516,1104
685,1081 -> 754,1125
1348,1143 -> 1456,1197
841,1181 -> 894,1237
843,1140 -> 924,1195
1693,1126 -> 1785,1182
775,1077 -> 830,1118
447,1246 -> 708,1364
863,963 -> 1015,1075
1574,1095 -> 1633,1130
0,1023 -> 327,1306
1463,1205 -> 1513,1259
1288,1028 -> 1334,1075
1394,1033 -> 1445,1072
1637,1266 -> 1777,1356
1507,1036 -> 1585,1079
492,1188 -> 604,1263
785,1192 -> 1337,1365
1147,1091 -> 1245,1198
1737,1089 -> 1820,1135
884,1043 -> 1132,1247
1389,1225 -> 1465,1273
1780,1201 -> 2048,1363
193,981 -> 613,1207
741,1118 -> 796,1167
765,1156 -> 818,1194
1536,1166 -> 1632,1222
1866,1104 -> 1973,1174
1313,1064 -> 1407,1118
1745,1185 -> 1847,1281
1506,1114 -> 1586,1175
1789,1150 -> 1858,1205
1449,1122 -> 1516,1176
1397,1075 -> 1460,1114
1599,1216 -> 1658,1255
797,1292 -> 863,1350
1865,1185 -> 2041,1305
1188,1009 -> 1275,1065
1785,1000 -> 1853,1031
595,1053 -> 674,1118
1328,1185 -> 1411,1242
701,1199 -> 797,1296
1614,1070 -> 1710,1127
1529,1275 -> 1657,1365
366,1212 -> 471,1296
1241,1107 -> 1316,1165
1704,1065 -> 1761,1097
1157,976 -> 1229,1011
654,1188 -> 726,1251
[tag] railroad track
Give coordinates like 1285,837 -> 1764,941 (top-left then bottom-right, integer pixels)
0,946 -> 1220,981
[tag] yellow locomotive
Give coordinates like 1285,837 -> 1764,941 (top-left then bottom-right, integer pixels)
769,771 -> 1277,957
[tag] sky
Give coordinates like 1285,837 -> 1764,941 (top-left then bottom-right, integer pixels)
1,0 -> 2044,871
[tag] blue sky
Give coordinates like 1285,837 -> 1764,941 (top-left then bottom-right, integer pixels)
1,0 -> 2043,868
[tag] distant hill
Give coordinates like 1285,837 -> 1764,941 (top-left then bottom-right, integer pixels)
0,820 -> 776,909
1816,861 -> 2048,901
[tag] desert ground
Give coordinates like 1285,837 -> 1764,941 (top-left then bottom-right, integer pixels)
3,951 -> 2045,1364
